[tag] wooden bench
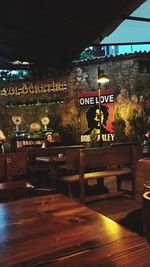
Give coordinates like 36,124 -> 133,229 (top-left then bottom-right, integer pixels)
59,145 -> 142,203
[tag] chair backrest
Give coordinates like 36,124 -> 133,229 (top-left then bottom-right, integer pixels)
27,145 -> 84,167
80,146 -> 132,171
0,180 -> 57,202
6,151 -> 28,181
0,180 -> 27,190
65,148 -> 81,172
27,147 -> 66,165
0,180 -> 27,202
80,145 -> 142,172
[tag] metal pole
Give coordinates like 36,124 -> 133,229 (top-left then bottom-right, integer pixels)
98,83 -> 103,147
97,66 -> 109,146
97,67 -> 103,147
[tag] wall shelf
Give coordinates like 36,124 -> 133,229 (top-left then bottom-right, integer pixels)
11,137 -> 44,151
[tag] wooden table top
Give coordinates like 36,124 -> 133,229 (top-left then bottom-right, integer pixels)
36,155 -> 66,163
0,194 -> 149,267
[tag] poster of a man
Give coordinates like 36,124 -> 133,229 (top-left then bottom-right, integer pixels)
79,90 -> 115,143
84,104 -> 111,135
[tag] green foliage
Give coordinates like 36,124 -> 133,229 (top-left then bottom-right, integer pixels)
128,113 -> 148,142
112,118 -> 127,142
113,92 -> 149,143
57,122 -> 80,145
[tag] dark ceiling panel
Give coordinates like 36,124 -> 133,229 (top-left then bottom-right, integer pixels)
0,0 -> 145,69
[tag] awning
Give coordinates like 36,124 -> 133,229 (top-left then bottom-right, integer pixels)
101,0 -> 150,45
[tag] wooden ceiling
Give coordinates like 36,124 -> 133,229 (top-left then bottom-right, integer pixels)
0,0 -> 145,69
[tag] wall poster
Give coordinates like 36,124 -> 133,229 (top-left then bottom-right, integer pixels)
79,90 -> 115,143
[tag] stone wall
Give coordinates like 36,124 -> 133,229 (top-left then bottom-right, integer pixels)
74,53 -> 150,98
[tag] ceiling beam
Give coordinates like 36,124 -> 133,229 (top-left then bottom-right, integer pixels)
127,16 -> 150,22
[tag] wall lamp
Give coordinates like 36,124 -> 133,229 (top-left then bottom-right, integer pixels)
97,68 -> 110,84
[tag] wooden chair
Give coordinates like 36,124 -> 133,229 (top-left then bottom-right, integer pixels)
4,150 -> 57,194
5,151 -> 28,182
0,180 -> 57,202
0,180 -> 28,202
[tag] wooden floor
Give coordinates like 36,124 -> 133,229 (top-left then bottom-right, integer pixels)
86,177 -> 143,236
87,195 -> 141,222
36,173 -> 144,236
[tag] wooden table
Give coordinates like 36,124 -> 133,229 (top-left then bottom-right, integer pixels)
36,156 -> 66,187
0,194 -> 150,266
36,156 -> 66,163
